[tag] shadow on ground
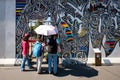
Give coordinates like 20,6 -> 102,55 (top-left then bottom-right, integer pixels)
18,59 -> 98,77
39,63 -> 98,78
57,64 -> 98,77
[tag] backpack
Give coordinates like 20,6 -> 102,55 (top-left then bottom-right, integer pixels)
47,39 -> 57,53
33,41 -> 42,57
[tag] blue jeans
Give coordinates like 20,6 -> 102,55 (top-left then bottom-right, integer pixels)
20,56 -> 32,71
48,53 -> 57,74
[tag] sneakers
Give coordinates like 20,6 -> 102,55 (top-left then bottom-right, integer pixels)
20,68 -> 25,71
48,71 -> 58,75
36,71 -> 41,74
48,71 -> 51,74
36,69 -> 41,74
29,66 -> 34,69
53,72 -> 58,75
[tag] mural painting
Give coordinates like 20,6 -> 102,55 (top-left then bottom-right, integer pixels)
16,0 -> 120,64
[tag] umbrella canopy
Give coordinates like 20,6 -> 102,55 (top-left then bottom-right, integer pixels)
34,25 -> 58,36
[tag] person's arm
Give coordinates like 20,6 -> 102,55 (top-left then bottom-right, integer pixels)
56,39 -> 62,53
46,39 -> 49,46
28,39 -> 36,43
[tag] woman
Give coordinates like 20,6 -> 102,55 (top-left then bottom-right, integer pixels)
20,33 -> 35,71
47,35 -> 58,74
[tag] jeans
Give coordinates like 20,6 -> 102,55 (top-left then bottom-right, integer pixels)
48,53 -> 57,74
20,55 -> 32,71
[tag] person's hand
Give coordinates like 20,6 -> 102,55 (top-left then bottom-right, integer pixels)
23,54 -> 27,57
42,43 -> 45,47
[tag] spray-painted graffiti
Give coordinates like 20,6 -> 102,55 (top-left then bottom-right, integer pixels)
16,0 -> 120,62
57,0 -> 120,57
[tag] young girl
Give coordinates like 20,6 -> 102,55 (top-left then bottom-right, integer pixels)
35,35 -> 44,74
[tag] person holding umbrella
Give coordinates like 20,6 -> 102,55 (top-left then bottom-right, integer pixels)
47,35 -> 58,75
34,24 -> 59,74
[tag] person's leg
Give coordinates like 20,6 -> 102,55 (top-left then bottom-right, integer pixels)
48,53 -> 52,74
57,54 -> 59,64
20,56 -> 26,71
37,56 -> 43,74
36,58 -> 38,69
53,54 -> 57,74
26,56 -> 32,69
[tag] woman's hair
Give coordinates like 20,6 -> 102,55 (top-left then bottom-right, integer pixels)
22,33 -> 30,41
50,35 -> 54,39
22,36 -> 28,41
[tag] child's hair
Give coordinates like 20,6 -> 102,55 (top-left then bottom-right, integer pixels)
37,35 -> 43,42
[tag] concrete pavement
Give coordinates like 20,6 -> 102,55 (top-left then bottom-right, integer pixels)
0,63 -> 120,80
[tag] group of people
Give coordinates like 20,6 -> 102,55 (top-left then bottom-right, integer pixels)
20,33 -> 61,75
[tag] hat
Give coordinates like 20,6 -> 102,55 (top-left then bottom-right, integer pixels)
24,33 -> 30,37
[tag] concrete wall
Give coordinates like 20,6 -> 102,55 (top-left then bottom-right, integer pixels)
0,0 -> 15,58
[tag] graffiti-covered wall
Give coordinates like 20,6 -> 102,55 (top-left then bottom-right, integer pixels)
16,0 -> 120,60
57,0 -> 120,58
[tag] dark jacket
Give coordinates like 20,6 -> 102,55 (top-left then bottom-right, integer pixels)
47,38 -> 57,53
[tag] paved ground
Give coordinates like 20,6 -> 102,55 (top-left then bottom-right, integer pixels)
0,63 -> 120,80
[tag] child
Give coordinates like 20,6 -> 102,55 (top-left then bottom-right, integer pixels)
34,35 -> 44,74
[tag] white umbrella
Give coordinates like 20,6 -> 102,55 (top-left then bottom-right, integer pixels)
34,25 -> 58,36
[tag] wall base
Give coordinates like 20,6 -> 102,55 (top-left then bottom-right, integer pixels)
87,58 -> 120,65
0,58 -> 120,66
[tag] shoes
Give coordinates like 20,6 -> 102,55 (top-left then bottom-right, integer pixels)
48,71 -> 51,74
53,72 -> 58,75
29,66 -> 34,69
37,71 -> 41,74
20,69 -> 25,71
36,70 -> 41,74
